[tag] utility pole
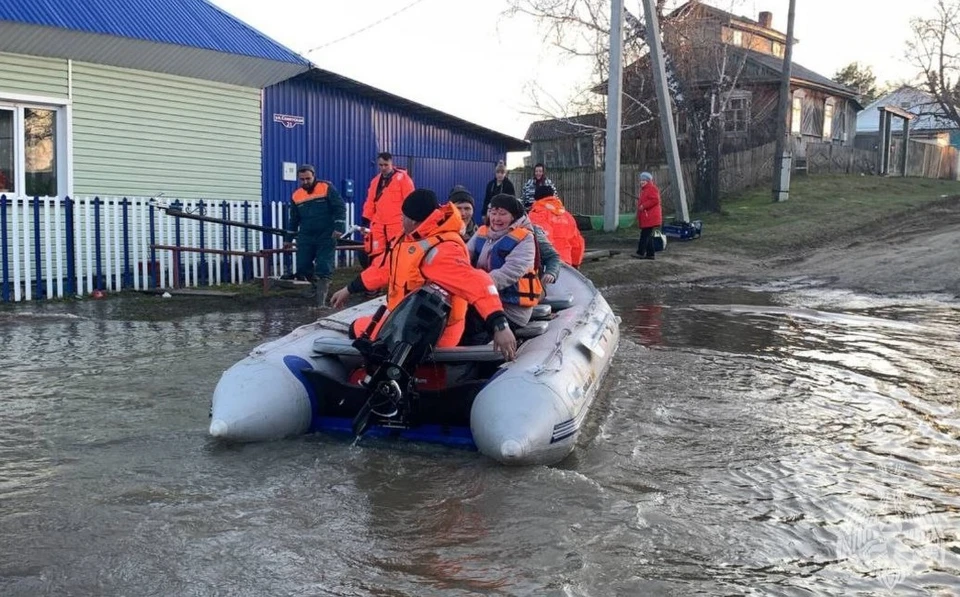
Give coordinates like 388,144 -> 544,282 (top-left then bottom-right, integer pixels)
641,0 -> 689,223
603,0 -> 624,232
772,0 -> 797,202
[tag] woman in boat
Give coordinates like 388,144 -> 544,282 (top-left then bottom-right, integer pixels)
461,194 -> 543,344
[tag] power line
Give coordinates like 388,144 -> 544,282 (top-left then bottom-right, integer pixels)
304,0 -> 430,54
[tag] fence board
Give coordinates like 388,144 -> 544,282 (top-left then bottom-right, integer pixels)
0,195 -> 363,302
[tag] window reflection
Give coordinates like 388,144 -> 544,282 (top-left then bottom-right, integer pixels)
24,108 -> 57,197
0,110 -> 13,193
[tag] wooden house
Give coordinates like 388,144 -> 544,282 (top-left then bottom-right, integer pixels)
525,1 -> 861,169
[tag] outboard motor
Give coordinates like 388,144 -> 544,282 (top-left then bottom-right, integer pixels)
351,284 -> 451,436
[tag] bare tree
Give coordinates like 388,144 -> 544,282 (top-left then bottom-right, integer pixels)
504,0 -> 659,136
505,0 -> 756,212
906,0 -> 960,125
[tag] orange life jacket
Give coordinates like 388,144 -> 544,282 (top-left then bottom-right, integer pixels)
470,225 -> 543,307
386,230 -> 469,328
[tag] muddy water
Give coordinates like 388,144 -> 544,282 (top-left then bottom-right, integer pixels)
1,285 -> 957,596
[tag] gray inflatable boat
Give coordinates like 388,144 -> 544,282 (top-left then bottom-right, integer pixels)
209,264 -> 620,466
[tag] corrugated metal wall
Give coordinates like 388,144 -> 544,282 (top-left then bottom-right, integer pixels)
0,52 -> 69,97
72,61 -> 262,201
262,76 -> 508,226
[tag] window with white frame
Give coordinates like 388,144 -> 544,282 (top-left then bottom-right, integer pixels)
791,94 -> 803,134
0,97 -> 69,197
823,101 -> 835,140
723,91 -> 751,135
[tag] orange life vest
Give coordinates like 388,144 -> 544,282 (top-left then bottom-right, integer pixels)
386,230 -> 469,327
470,225 -> 543,307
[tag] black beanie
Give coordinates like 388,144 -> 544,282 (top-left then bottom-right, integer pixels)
534,185 -> 555,200
489,193 -> 524,220
448,185 -> 475,207
402,188 -> 439,222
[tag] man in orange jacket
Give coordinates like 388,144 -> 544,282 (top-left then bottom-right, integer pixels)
526,185 -> 585,268
330,189 -> 517,361
362,152 -> 415,260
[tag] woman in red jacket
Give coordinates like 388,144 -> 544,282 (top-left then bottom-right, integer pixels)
635,171 -> 662,260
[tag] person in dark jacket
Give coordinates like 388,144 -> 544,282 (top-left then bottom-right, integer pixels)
634,171 -> 663,260
283,164 -> 346,305
482,160 -> 516,218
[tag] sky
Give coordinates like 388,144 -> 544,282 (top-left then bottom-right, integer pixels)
212,0 -> 935,151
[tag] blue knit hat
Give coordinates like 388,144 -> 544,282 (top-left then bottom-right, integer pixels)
639,172 -> 653,182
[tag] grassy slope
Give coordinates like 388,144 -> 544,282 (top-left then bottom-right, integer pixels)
584,175 -> 960,257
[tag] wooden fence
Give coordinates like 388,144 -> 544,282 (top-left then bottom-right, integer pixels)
516,139 -> 960,215
890,139 -> 959,179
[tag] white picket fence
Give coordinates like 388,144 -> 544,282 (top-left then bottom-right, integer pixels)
1,195 -> 359,302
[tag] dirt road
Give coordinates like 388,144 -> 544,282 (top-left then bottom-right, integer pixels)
581,197 -> 960,297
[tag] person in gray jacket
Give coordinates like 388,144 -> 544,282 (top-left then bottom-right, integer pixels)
466,194 -> 540,328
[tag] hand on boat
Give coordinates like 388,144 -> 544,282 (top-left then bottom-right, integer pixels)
541,273 -> 556,284
493,328 -> 517,361
329,287 -> 351,309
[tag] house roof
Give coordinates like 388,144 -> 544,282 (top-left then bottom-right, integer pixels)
741,49 -> 860,104
668,1 -> 790,44
856,86 -> 959,133
524,113 -> 606,141
0,0 -> 310,87
300,69 -> 530,152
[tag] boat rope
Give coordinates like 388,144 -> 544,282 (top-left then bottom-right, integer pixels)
533,327 -> 572,376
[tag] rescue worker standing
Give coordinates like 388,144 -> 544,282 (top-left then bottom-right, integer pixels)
283,164 -> 346,306
330,189 -> 517,361
362,152 -> 415,260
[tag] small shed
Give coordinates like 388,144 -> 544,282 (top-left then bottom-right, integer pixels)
262,68 -> 528,223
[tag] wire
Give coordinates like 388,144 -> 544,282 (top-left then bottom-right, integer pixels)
304,0 -> 431,54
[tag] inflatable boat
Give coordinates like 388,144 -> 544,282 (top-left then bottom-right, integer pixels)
209,265 -> 620,466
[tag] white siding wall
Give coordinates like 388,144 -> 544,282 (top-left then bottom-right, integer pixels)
71,62 -> 261,201
0,52 -> 69,98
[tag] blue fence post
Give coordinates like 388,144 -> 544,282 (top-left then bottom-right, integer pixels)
198,200 -> 208,286
242,200 -> 251,281
64,197 -> 75,296
171,200 -> 183,287
262,198 -> 273,251
282,203 -> 293,274
148,202 -> 157,289
93,197 -> 103,291
121,198 -> 132,288
1,195 -> 8,302
220,201 -> 229,281
32,197 -> 43,299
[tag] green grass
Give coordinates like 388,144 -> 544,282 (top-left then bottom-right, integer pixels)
584,174 -> 960,256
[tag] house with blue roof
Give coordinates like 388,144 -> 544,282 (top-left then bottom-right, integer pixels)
0,0 -> 309,201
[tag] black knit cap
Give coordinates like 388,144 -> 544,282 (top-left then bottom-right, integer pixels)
533,185 -> 555,200
448,185 -> 474,206
402,188 -> 440,222
489,193 -> 524,220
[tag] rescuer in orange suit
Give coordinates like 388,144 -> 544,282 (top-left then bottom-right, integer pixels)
330,189 -> 517,361
526,185 -> 586,268
362,151 -> 415,260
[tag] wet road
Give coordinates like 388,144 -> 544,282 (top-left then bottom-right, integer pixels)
1,284 -> 958,596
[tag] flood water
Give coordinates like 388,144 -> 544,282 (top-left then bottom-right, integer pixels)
1,281 -> 958,596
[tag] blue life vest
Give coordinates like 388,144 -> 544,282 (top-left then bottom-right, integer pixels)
470,226 -> 543,307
